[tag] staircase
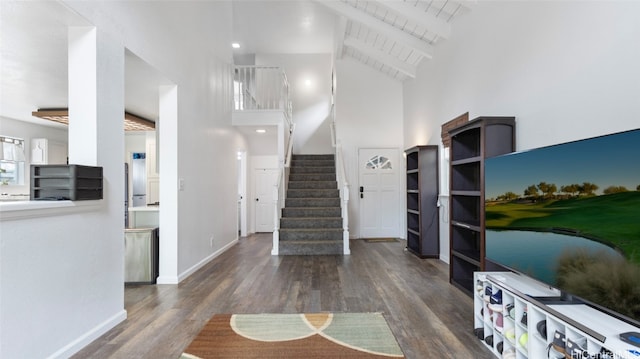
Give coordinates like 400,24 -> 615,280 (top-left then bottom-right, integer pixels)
279,154 -> 344,255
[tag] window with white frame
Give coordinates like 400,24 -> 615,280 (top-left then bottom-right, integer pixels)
0,136 -> 26,185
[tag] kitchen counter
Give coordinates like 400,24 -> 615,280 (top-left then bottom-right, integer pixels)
0,194 -> 30,202
1,199 -> 102,221
128,205 -> 159,212
128,205 -> 159,228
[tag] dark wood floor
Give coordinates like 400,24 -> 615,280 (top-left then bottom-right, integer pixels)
73,234 -> 494,359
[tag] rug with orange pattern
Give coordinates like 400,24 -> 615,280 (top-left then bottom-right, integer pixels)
180,313 -> 404,358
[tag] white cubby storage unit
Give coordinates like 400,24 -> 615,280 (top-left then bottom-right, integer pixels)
474,272 -> 640,359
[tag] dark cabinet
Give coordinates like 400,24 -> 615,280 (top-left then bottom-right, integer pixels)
405,145 -> 439,258
448,117 -> 515,294
30,164 -> 103,201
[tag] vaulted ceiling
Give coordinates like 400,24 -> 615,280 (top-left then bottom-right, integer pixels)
321,0 -> 472,81
1,0 -> 473,129
231,0 -> 472,82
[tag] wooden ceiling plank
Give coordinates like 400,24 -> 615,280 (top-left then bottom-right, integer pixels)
344,36 -> 417,78
335,16 -> 348,60
376,0 -> 452,39
317,0 -> 435,59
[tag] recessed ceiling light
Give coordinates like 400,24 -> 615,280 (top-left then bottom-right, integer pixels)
232,43 -> 240,49
255,129 -> 266,134
301,17 -> 312,28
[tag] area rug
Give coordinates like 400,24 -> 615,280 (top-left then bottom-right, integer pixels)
180,313 -> 404,358
362,238 -> 399,243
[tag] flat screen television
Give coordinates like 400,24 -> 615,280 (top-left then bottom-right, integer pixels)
484,128 -> 640,325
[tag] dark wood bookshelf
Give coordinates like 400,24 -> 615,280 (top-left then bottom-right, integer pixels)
448,117 -> 515,295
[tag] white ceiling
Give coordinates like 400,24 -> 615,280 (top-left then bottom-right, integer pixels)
231,0 -> 471,81
1,0 -> 470,131
0,1 -> 171,130
1,1 -> 85,128
232,1 -> 337,55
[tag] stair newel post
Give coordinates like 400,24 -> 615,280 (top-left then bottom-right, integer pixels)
272,169 -> 283,255
335,140 -> 350,255
342,183 -> 350,255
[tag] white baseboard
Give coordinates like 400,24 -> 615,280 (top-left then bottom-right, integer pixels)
156,239 -> 239,284
177,238 -> 238,283
47,309 -> 127,359
156,275 -> 179,284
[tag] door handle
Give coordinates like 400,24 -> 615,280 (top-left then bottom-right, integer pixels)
360,186 -> 364,193
256,198 -> 259,202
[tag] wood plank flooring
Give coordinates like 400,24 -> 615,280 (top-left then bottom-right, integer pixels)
73,234 -> 494,359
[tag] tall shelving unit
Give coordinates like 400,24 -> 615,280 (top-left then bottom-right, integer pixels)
405,145 -> 439,258
448,117 -> 515,294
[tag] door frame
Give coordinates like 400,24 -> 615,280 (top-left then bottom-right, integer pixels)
358,147 -> 401,238
237,151 -> 248,238
253,167 -> 279,233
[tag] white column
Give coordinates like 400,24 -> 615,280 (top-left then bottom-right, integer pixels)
157,84 -> 179,284
68,27 -> 98,165
60,25 -> 126,357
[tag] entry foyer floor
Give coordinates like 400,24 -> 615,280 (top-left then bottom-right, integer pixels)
73,234 -> 493,359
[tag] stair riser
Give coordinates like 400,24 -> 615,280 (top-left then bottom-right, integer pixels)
280,230 -> 343,241
280,218 -> 342,229
282,208 -> 341,218
292,155 -> 334,161
279,241 -> 343,255
280,153 -> 343,256
285,198 -> 340,207
287,181 -> 337,189
289,174 -> 336,182
289,167 -> 335,174
287,189 -> 339,198
290,160 -> 335,167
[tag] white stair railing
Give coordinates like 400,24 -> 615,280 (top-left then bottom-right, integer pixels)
234,66 -> 292,127
272,124 -> 295,255
331,118 -> 350,255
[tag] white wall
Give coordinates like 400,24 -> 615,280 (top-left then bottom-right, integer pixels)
1,1 -> 248,357
66,0 -> 247,280
256,54 -> 333,154
124,132 -> 146,156
335,59 -> 404,239
1,17 -> 126,358
246,127 -> 278,156
0,117 -> 68,195
403,1 -> 640,261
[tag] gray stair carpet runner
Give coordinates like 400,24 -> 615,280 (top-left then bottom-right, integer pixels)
279,154 -> 343,255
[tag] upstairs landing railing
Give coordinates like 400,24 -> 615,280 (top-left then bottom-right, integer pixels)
234,66 -> 292,126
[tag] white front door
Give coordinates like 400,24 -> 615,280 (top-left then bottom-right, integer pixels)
359,148 -> 400,238
255,168 -> 279,232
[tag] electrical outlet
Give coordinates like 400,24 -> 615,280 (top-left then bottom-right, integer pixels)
210,236 -> 214,247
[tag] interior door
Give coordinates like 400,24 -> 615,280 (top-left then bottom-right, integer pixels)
254,168 -> 279,232
359,148 -> 400,238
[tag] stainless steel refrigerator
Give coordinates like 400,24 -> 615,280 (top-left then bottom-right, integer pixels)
132,152 -> 146,207
125,163 -> 129,227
